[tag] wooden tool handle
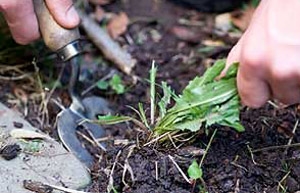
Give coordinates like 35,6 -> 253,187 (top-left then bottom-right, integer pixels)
33,0 -> 80,52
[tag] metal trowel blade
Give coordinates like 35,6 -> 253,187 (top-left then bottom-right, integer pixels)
57,108 -> 95,168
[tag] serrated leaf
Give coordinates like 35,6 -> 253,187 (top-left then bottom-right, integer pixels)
158,81 -> 172,118
154,59 -> 244,134
183,59 -> 225,93
188,160 -> 203,180
174,119 -> 203,132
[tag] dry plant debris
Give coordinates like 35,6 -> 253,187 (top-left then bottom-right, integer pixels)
231,6 -> 255,31
107,12 -> 130,40
79,10 -> 136,74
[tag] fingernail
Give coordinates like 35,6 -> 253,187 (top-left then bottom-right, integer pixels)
66,6 -> 80,26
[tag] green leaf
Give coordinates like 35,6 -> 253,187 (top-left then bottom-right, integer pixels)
174,119 -> 203,132
138,103 -> 150,128
183,59 -> 225,92
187,160 -> 203,180
97,80 -> 109,90
198,46 -> 215,54
150,61 -> 157,125
158,81 -> 172,118
154,59 -> 244,134
223,62 -> 238,79
109,74 -> 125,94
97,115 -> 132,125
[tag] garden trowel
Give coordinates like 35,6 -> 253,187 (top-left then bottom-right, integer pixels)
33,0 -> 111,168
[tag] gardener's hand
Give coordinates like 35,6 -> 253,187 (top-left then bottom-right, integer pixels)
0,0 -> 80,44
225,0 -> 300,108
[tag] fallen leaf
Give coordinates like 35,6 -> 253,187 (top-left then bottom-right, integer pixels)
88,0 -> 112,5
202,39 -> 225,47
10,129 -> 53,141
231,6 -> 255,31
215,13 -> 232,33
107,12 -> 129,39
277,121 -> 293,138
170,26 -> 200,43
13,87 -> 28,104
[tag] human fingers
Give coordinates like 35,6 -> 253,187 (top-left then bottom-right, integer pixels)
223,41 -> 242,76
269,79 -> 300,105
0,0 -> 40,44
237,44 -> 271,108
268,58 -> 300,105
45,0 -> 80,29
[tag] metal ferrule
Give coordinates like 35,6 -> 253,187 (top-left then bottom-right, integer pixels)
57,40 -> 82,61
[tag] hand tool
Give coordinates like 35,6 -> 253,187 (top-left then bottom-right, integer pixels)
33,0 -> 111,168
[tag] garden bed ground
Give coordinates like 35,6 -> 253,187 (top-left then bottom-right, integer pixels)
1,0 -> 300,192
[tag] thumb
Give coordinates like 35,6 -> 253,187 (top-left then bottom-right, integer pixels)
220,42 -> 242,77
45,0 -> 80,29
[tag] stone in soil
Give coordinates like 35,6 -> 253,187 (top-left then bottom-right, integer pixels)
0,102 -> 91,193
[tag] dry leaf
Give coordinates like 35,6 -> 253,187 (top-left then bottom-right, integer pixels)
107,12 -> 129,39
170,26 -> 200,43
231,6 -> 255,31
202,39 -> 225,47
88,0 -> 112,5
10,129 -> 53,141
13,87 -> 28,104
215,13 -> 232,33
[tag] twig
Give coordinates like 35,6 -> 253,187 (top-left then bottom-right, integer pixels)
284,119 -> 299,155
277,171 -> 290,193
252,143 -> 300,153
76,130 -> 96,146
40,62 -> 66,126
155,161 -> 158,181
85,128 -> 107,152
168,155 -> 191,184
0,62 -> 32,71
0,73 -> 33,80
78,10 -> 136,75
199,129 -> 217,167
23,180 -> 89,193
50,98 -> 65,110
143,132 -> 170,146
230,162 -> 248,172
107,150 -> 122,193
234,179 -> 240,193
32,60 -> 48,128
122,145 -> 136,188
168,133 -> 178,149
247,144 -> 258,165
81,69 -> 116,96
45,183 -> 89,193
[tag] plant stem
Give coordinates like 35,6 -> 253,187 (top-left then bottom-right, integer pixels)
199,129 -> 217,167
150,60 -> 157,125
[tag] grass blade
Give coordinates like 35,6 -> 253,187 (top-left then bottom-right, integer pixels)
150,60 -> 157,125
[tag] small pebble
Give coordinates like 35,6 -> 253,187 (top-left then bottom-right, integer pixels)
13,121 -> 23,128
0,144 -> 21,160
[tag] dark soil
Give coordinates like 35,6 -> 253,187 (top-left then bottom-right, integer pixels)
1,0 -> 300,193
